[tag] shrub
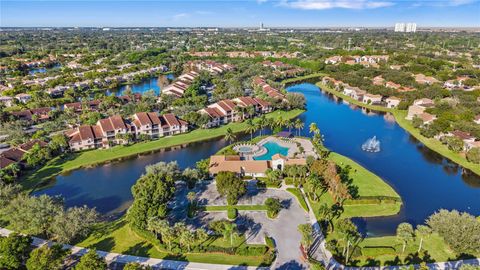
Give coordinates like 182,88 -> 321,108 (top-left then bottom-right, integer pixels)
265,198 -> 282,218
265,236 -> 276,249
227,208 -> 237,219
466,148 -> 480,164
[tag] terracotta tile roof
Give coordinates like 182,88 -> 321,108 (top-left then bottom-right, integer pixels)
202,107 -> 224,118
163,113 -> 181,127
135,112 -> 151,127
19,140 -> 47,151
253,98 -> 270,107
147,112 -> 161,125
451,130 -> 475,140
78,125 -> 95,141
209,155 -> 270,174
98,118 -> 114,132
0,156 -> 16,169
1,148 -> 24,162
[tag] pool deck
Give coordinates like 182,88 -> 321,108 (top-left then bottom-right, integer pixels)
258,136 -> 317,159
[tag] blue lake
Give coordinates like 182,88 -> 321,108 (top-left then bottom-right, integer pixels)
33,82 -> 480,235
106,74 -> 174,96
287,83 -> 480,236
28,63 -> 61,75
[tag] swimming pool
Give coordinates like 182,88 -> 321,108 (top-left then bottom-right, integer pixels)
253,141 -> 289,160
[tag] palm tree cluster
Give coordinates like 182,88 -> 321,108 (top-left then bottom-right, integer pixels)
225,117 -> 306,141
147,218 -> 208,252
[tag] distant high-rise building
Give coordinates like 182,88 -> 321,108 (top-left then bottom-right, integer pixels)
394,22 -> 416,33
405,23 -> 417,33
394,23 -> 405,32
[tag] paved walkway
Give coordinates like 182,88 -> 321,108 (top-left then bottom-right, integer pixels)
300,189 -> 480,270
0,228 -> 265,270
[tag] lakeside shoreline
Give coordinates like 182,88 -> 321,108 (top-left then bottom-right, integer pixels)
282,75 -> 479,176
21,109 -> 304,192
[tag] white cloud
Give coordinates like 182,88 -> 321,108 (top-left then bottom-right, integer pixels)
172,13 -> 189,21
257,0 -> 268,3
411,0 -> 478,7
280,0 -> 394,10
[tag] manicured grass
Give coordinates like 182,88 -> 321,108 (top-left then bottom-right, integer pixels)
316,81 -> 480,176
342,203 -> 402,218
282,73 -> 327,84
348,233 -> 477,266
393,110 -> 480,176
327,152 -> 400,199
286,187 -> 309,212
77,219 -> 273,266
21,109 -> 304,191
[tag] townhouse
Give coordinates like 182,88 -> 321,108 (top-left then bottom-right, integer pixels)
199,96 -> 272,128
15,93 -> 32,104
0,96 -> 13,107
11,107 -> 51,122
186,60 -> 235,75
415,74 -> 439,85
385,96 -> 401,108
343,86 -> 366,101
163,71 -> 199,97
251,77 -> 285,100
64,100 -> 101,113
0,140 -> 48,169
66,113 -> 188,151
362,93 -> 382,105
406,98 -> 435,121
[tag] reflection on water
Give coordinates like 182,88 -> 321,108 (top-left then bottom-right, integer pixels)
287,83 -> 480,236
33,130 -> 271,216
33,82 -> 480,236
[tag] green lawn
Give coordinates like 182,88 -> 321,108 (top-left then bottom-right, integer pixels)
393,110 -> 480,176
327,152 -> 400,199
348,233 -> 478,266
21,109 -> 304,191
282,73 -> 327,84
286,188 -> 309,212
316,81 -> 480,176
77,219 -> 273,266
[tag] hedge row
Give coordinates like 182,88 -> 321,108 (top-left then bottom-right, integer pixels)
344,196 -> 401,205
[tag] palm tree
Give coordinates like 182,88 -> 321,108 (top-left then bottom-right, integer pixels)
247,105 -> 256,118
294,119 -> 304,136
195,228 -> 209,247
223,222 -> 237,246
187,191 -> 196,204
285,120 -> 294,133
245,119 -> 257,140
258,115 -> 267,136
147,217 -> 168,240
179,229 -> 195,252
309,122 -> 320,135
224,128 -> 236,144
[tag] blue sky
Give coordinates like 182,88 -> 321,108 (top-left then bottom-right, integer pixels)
1,0 -> 479,27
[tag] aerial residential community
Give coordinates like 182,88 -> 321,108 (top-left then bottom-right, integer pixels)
0,1 -> 480,270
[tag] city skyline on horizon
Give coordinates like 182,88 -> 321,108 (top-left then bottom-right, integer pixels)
1,0 -> 479,28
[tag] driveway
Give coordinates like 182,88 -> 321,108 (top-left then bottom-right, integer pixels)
170,181 -> 310,269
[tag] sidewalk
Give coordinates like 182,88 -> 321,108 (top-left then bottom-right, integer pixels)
0,228 -> 267,270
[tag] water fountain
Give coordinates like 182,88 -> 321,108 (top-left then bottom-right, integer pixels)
362,136 -> 381,152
